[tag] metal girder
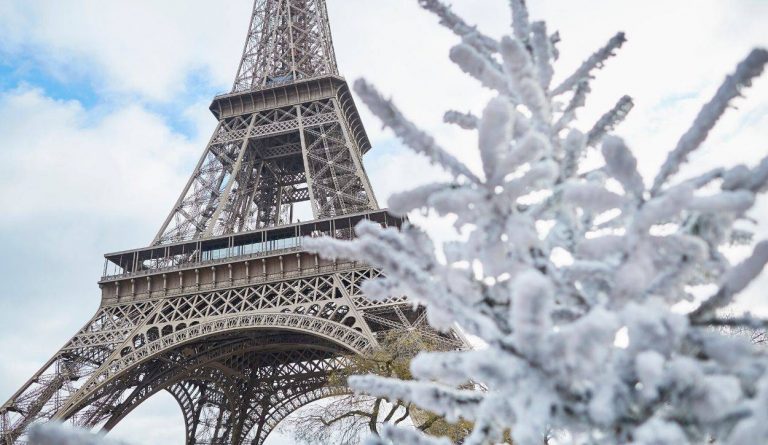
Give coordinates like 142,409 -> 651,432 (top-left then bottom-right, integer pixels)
154,97 -> 378,245
232,0 -> 338,92
0,1 -> 466,444
0,261 -> 464,444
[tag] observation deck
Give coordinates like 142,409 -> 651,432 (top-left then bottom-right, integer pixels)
209,75 -> 372,155
98,210 -> 403,304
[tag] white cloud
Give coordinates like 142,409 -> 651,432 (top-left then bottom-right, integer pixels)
0,0 -> 253,101
0,86 -> 201,222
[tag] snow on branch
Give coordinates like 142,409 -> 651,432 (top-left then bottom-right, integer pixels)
721,157 -> 768,193
555,80 -> 590,131
531,21 -> 554,90
563,182 -> 626,213
690,240 -> 768,320
304,222 -> 503,339
509,0 -> 531,45
586,95 -> 634,147
551,32 -> 626,96
349,375 -> 484,422
417,0 -> 498,55
29,423 -> 127,445
366,424 -> 453,445
479,97 -> 515,182
601,135 -> 644,197
443,110 -> 479,130
500,36 -> 551,122
450,44 -> 509,94
353,79 -> 480,182
651,48 -> 768,195
387,182 -> 460,215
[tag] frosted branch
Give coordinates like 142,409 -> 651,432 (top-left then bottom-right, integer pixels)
561,129 -> 586,179
479,97 -> 514,182
366,425 -> 453,445
632,184 -> 693,233
690,240 -> 768,319
586,95 -> 634,147
444,110 -> 479,129
651,48 -> 768,195
531,21 -> 554,90
349,375 -> 484,422
723,155 -> 768,192
551,32 -> 627,96
749,156 -> 768,192
29,423 -> 126,445
563,182 -> 626,213
555,80 -> 590,131
387,183 -> 459,215
687,190 -> 755,214
304,224 -> 503,339
494,131 -> 550,182
417,0 -> 498,54
450,44 -> 509,94
550,31 -> 561,61
509,0 -> 531,44
601,135 -> 644,196
500,36 -> 551,122
354,79 -> 480,182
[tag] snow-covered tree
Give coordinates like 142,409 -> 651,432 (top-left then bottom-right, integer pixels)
28,423 -> 128,445
305,1 -> 768,444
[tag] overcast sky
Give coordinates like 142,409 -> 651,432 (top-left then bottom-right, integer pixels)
0,1 -> 766,444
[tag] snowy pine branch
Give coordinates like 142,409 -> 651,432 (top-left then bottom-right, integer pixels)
531,21 -> 554,90
29,423 -> 127,445
554,80 -> 590,131
509,0 -> 531,45
690,241 -> 768,320
586,95 -> 634,147
353,79 -> 480,182
600,135 -> 644,197
450,44 -> 509,94
651,48 -> 768,195
366,424 -> 453,445
417,0 -> 498,55
443,110 -> 479,130
551,32 -> 626,96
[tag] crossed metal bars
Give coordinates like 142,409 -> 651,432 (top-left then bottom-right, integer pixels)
1,1 -> 458,443
153,96 -> 378,245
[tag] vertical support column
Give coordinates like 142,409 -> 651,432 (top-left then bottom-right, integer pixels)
153,122 -> 224,245
204,114 -> 259,237
240,161 -> 265,232
296,104 -> 320,218
331,97 -> 379,210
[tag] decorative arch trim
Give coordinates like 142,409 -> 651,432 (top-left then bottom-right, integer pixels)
57,313 -> 374,420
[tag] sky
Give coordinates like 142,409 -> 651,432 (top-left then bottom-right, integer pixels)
0,0 -> 766,444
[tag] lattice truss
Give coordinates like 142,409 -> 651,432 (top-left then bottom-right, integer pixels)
0,268 -> 463,444
154,98 -> 378,245
0,0 -> 463,442
233,0 -> 338,92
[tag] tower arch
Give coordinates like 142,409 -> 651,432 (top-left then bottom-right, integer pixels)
0,1 -> 467,443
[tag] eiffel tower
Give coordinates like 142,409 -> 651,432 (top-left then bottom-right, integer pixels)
0,1 -> 464,443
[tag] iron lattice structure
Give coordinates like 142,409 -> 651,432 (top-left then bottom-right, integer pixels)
0,1 -> 464,444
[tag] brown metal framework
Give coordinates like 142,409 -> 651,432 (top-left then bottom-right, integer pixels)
0,1 -> 464,444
